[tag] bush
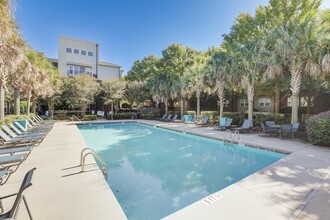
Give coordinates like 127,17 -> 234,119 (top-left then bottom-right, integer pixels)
82,115 -> 97,121
255,114 -> 285,126
201,111 -> 218,124
0,115 -> 31,125
139,113 -> 159,119
305,111 -> 330,146
184,111 -> 196,117
111,112 -> 135,120
222,112 -> 245,125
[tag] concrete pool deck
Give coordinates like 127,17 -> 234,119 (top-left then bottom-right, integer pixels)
1,120 -> 329,219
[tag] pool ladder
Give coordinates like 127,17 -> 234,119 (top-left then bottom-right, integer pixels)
224,129 -> 240,143
80,148 -> 108,180
71,115 -> 81,124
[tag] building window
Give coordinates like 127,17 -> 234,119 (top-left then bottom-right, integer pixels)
88,51 -> 93,56
258,97 -> 271,107
81,50 -> 86,55
66,48 -> 72,53
67,65 -> 92,76
74,49 -> 79,54
300,96 -> 313,107
240,99 -> 248,107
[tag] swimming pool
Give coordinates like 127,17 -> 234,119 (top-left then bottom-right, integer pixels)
78,122 -> 286,219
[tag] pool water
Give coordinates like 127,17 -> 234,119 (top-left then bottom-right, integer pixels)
78,122 -> 285,219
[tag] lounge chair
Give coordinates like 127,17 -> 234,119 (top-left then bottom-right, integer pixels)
259,121 -> 276,135
167,114 -> 178,122
1,125 -> 45,139
34,115 -> 54,125
0,167 -> 36,220
0,130 -> 42,147
9,123 -> 46,137
232,119 -> 251,132
0,146 -> 33,156
280,124 -> 293,138
0,168 -> 13,185
185,116 -> 198,124
197,117 -> 208,127
215,117 -> 233,130
162,114 -> 172,121
158,114 -> 167,121
292,123 -> 300,138
265,121 -> 275,127
0,154 -> 27,170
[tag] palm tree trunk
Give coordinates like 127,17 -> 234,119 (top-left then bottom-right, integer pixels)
274,86 -> 280,114
164,97 -> 168,115
27,95 -> 31,115
247,83 -> 254,127
196,92 -> 201,116
219,102 -> 224,118
180,98 -> 184,118
216,80 -> 226,118
290,68 -> 301,124
14,88 -> 20,115
0,85 -> 5,120
32,100 -> 36,114
291,94 -> 299,123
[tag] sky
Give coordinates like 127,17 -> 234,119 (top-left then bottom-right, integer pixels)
14,0 -> 330,75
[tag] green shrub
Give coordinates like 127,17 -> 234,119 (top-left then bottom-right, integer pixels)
255,114 -> 285,126
0,115 -> 30,125
184,111 -> 196,117
112,112 -> 135,120
222,112 -> 245,125
306,111 -> 330,146
82,115 -> 97,121
139,113 -> 159,119
201,111 -> 218,124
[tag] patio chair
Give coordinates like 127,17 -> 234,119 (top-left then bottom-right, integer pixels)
0,167 -> 36,220
0,146 -> 33,156
232,119 -> 251,132
158,114 -> 167,120
259,121 -> 276,135
1,125 -> 45,139
265,121 -> 275,127
214,117 -> 232,130
9,123 -> 46,137
197,117 -> 209,127
0,168 -> 13,185
33,115 -> 54,125
162,114 -> 172,121
292,123 -> 300,138
280,124 -> 293,138
0,154 -> 27,171
168,114 -> 178,122
0,130 -> 42,147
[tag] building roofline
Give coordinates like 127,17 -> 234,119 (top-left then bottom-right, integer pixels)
98,61 -> 121,68
58,35 -> 98,45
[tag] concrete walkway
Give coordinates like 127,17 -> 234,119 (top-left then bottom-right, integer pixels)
1,120 -> 329,220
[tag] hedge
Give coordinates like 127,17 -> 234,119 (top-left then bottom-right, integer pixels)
255,114 -> 285,126
200,111 -> 218,124
0,114 -> 34,125
139,113 -> 159,119
82,115 -> 97,121
222,112 -> 245,125
112,112 -> 135,120
305,111 -> 330,146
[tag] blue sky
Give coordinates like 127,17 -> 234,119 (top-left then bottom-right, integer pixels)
15,0 -> 329,75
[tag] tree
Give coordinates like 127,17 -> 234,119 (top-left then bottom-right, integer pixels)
124,81 -> 149,108
185,52 -> 209,116
101,79 -> 126,114
125,55 -> 160,82
205,50 -> 233,118
59,74 -> 99,111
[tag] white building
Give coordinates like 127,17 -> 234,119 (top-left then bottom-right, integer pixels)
53,36 -> 121,80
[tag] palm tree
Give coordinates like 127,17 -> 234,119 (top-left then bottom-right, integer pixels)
205,50 -> 233,118
170,75 -> 191,118
235,40 -> 265,125
185,53 -> 209,116
272,14 -> 329,123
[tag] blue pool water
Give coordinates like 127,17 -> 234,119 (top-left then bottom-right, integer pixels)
78,122 -> 285,219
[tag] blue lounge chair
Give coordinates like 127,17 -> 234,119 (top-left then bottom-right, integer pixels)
215,117 -> 233,130
167,114 -> 178,122
162,114 -> 172,121
0,168 -> 13,185
0,130 -> 42,147
158,114 -> 167,121
259,121 -> 276,135
232,119 -> 251,132
1,125 -> 45,139
0,167 -> 36,219
0,146 -> 33,156
0,154 -> 27,170
197,117 -> 209,127
280,124 -> 293,138
186,116 -> 198,124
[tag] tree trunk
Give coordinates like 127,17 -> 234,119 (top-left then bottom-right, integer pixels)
274,86 -> 280,114
291,93 -> 299,123
27,95 -> 31,115
32,100 -> 36,114
290,68 -> 301,124
219,102 -> 224,118
164,97 -> 168,115
0,85 -> 5,120
247,83 -> 254,127
306,96 -> 312,115
111,103 -> 114,120
14,88 -> 20,115
180,98 -> 184,118
196,91 -> 201,116
216,80 -> 226,118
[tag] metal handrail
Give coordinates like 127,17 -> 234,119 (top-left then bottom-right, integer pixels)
231,130 -> 240,143
71,115 -> 81,123
224,129 -> 232,143
80,148 -> 108,179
